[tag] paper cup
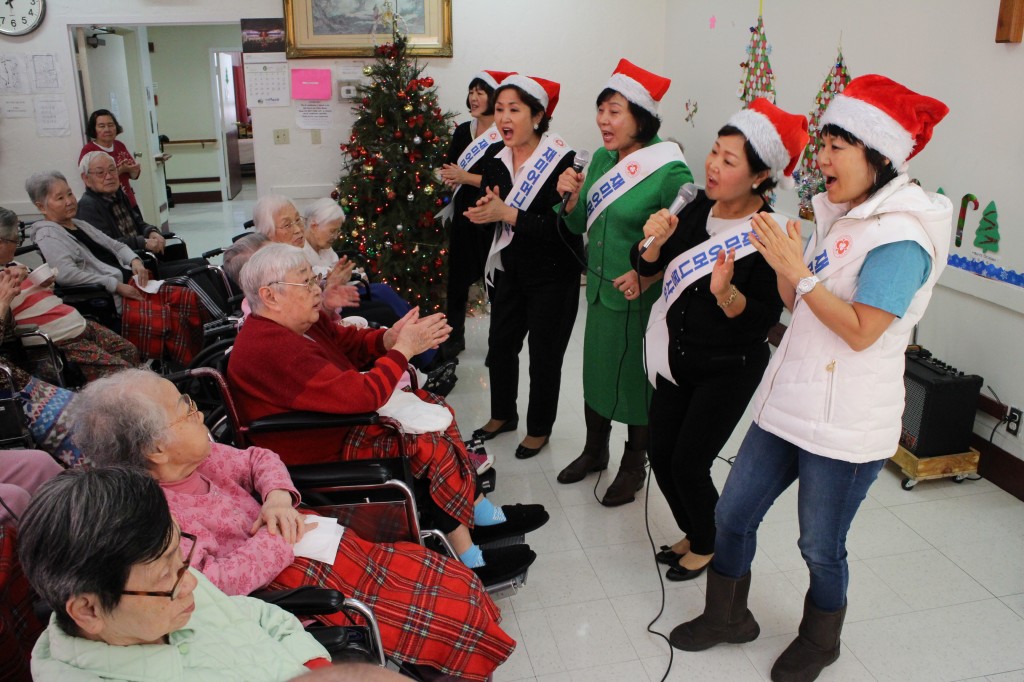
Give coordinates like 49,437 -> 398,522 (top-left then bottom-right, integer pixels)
26,264 -> 54,286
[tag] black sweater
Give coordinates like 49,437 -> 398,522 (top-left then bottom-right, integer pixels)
631,191 -> 783,357
477,148 -> 583,278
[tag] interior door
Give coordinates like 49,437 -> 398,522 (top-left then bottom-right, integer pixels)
216,51 -> 243,201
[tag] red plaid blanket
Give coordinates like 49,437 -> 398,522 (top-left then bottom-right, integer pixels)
121,284 -> 207,365
0,526 -> 46,682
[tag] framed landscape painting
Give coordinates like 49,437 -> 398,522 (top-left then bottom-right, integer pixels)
284,0 -> 453,57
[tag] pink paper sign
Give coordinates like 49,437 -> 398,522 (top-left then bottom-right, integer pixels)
291,69 -> 332,100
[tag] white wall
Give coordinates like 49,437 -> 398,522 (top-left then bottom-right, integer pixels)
664,0 -> 1024,459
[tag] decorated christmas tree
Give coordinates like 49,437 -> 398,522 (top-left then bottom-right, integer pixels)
974,200 -> 1000,253
795,48 -> 851,219
738,14 -> 776,106
335,12 -> 454,313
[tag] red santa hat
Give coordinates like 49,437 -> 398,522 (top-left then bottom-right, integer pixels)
500,74 -> 561,117
819,74 -> 949,171
603,59 -> 671,115
473,70 -> 516,91
726,98 -> 809,190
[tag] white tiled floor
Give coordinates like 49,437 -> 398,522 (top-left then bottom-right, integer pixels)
173,190 -> 1024,681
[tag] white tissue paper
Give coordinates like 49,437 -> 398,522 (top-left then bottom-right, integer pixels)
378,389 -> 453,434
292,515 -> 345,564
132,275 -> 164,293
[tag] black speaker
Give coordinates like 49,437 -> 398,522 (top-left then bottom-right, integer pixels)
901,351 -> 983,458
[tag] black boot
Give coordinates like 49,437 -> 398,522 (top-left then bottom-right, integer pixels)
600,444 -> 646,507
557,428 -> 610,484
669,567 -> 760,651
770,594 -> 846,682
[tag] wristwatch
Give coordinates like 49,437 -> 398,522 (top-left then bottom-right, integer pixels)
796,275 -> 820,295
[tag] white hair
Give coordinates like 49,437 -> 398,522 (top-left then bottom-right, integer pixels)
252,194 -> 298,237
303,197 -> 345,230
78,151 -> 117,177
239,242 -> 309,314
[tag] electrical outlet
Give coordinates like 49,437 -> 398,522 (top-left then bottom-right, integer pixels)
1008,406 -> 1022,437
310,129 -> 322,145
273,128 -> 290,145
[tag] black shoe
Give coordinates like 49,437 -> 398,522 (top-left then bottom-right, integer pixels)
514,436 -> 549,460
656,545 -> 685,566
666,561 -> 710,582
471,504 -> 549,545
423,359 -> 458,396
471,419 -> 518,441
472,544 -> 537,586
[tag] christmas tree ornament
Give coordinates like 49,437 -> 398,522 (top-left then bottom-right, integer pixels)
404,104 -> 414,113
396,224 -> 404,232
413,135 -> 422,145
351,229 -> 360,238
363,65 -> 374,76
376,116 -> 385,126
424,184 -> 434,196
407,192 -> 415,201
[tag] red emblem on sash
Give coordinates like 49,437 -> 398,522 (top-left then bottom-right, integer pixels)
833,235 -> 853,258
626,163 -> 640,176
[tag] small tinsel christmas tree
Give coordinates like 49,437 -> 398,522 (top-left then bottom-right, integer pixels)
335,9 -> 454,313
974,200 -> 1000,253
738,14 -> 776,106
795,48 -> 851,219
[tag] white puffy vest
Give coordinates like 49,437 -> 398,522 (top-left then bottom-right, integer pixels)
752,176 -> 953,463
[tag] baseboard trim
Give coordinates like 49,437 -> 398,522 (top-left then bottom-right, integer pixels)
171,191 -> 222,204
972,434 -> 1024,502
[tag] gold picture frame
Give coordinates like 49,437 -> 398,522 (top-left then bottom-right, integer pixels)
284,0 -> 453,58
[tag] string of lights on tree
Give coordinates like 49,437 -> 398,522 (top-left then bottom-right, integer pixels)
334,8 -> 455,313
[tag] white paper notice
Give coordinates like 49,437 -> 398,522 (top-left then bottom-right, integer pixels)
244,62 -> 290,107
33,96 -> 69,137
1,97 -> 31,118
30,53 -> 61,93
296,100 -> 333,129
0,54 -> 30,95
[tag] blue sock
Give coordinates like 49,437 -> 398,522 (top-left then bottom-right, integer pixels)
459,544 -> 484,568
474,498 -> 507,527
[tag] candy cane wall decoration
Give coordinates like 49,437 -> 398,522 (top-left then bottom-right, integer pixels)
956,193 -> 979,247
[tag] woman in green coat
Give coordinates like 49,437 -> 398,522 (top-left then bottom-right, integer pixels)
555,59 -> 692,506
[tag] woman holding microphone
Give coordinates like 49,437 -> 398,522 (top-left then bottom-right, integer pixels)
554,59 -> 692,506
464,75 -> 581,460
632,98 -> 803,578
438,70 -> 514,358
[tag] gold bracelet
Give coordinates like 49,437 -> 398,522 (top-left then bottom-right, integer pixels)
718,284 -> 739,309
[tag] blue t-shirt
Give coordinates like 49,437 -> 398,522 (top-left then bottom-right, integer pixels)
853,240 -> 932,317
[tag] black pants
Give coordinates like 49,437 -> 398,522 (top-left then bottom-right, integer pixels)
487,268 -> 580,437
648,344 -> 769,555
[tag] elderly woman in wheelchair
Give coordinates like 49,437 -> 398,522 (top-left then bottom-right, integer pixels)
18,466 -> 333,681
71,368 -> 519,681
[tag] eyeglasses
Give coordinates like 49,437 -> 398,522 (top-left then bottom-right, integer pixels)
165,394 -> 200,430
276,216 -> 305,232
266,275 -> 322,292
88,168 -> 119,178
0,236 -> 23,247
121,532 -> 197,601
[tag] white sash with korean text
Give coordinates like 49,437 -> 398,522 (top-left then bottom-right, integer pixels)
435,122 -> 503,224
585,142 -> 686,231
484,133 -> 572,284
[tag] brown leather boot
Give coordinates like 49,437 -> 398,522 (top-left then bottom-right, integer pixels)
557,428 -> 610,484
770,594 -> 846,682
599,445 -> 646,507
670,568 -> 760,651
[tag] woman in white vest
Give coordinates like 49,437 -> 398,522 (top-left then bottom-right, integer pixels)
438,70 -> 514,358
670,75 -> 951,682
633,98 -> 804,580
553,59 -> 692,507
464,75 -> 581,460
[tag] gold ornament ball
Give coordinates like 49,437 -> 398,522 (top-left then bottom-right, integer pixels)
355,216 -> 366,226
403,104 -> 414,113
363,65 -> 373,76
351,228 -> 360,237
423,184 -> 434,196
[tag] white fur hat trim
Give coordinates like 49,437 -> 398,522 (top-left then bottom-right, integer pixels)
820,94 -> 915,169
501,75 -> 547,110
604,73 -> 658,115
727,108 -> 790,178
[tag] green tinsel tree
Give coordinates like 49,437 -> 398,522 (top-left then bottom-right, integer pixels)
335,25 -> 454,313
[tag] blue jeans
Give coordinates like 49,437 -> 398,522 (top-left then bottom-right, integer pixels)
713,422 -> 885,611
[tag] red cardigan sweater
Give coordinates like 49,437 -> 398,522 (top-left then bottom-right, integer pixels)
227,312 -> 408,464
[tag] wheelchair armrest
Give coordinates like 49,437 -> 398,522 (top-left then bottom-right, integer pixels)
251,586 -> 345,616
287,459 -> 408,489
247,411 -> 381,433
202,246 -> 226,259
54,283 -> 111,296
13,324 -> 40,335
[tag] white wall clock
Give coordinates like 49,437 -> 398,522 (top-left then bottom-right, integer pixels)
1,0 -> 46,36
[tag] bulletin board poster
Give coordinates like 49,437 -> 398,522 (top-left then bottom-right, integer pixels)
944,191 -> 1024,293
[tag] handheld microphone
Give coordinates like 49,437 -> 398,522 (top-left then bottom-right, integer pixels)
639,182 -> 698,255
561,149 -> 591,207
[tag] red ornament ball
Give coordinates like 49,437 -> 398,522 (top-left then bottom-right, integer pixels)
376,116 -> 386,126
393,130 -> 404,139
422,77 -> 434,87
330,189 -> 340,200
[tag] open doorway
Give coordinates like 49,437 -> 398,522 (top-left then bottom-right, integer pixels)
72,23 -> 251,227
